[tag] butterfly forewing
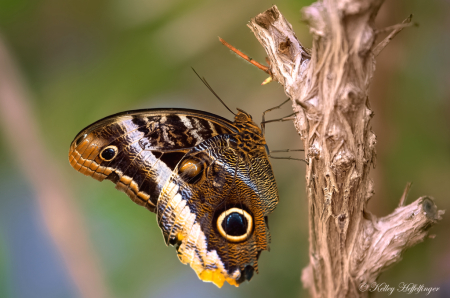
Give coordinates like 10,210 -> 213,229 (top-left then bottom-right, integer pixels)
70,109 -> 235,208
68,108 -> 279,287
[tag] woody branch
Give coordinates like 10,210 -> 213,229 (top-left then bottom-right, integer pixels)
238,3 -> 444,298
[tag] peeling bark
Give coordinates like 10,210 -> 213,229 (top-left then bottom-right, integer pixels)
243,3 -> 444,298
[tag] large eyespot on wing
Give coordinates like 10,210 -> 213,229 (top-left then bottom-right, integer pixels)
216,208 -> 253,243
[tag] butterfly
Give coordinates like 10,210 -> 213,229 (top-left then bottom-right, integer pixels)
68,106 -> 279,288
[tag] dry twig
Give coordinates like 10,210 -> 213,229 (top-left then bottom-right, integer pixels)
224,3 -> 445,297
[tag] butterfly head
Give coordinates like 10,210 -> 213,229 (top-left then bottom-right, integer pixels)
234,108 -> 263,137
234,108 -> 252,123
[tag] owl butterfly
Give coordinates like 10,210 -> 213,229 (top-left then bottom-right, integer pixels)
68,107 -> 279,288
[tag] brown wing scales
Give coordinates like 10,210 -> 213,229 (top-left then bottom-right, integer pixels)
156,133 -> 276,287
68,108 -> 279,287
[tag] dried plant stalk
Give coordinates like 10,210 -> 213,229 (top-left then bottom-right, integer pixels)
244,3 -> 444,298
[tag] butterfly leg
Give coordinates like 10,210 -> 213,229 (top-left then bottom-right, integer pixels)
262,100 -> 306,163
261,98 -> 292,135
269,155 -> 308,164
270,149 -> 304,153
262,112 -> 297,127
270,150 -> 308,162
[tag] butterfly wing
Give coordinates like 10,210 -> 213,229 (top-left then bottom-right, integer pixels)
69,108 -> 236,212
68,108 -> 279,287
157,134 -> 278,287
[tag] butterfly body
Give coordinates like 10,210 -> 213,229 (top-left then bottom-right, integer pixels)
69,108 -> 279,287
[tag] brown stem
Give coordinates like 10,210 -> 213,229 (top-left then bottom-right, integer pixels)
243,4 -> 444,298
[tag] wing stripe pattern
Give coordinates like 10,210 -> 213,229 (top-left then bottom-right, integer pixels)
157,173 -> 241,287
70,110 -> 236,211
156,135 -> 266,287
68,108 -> 279,287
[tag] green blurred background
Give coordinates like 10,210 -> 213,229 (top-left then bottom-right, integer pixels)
0,0 -> 448,297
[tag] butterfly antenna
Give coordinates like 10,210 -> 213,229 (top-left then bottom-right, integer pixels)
191,68 -> 236,116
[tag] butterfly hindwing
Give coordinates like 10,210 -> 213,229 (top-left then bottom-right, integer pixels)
69,108 -> 279,287
156,134 -> 271,286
